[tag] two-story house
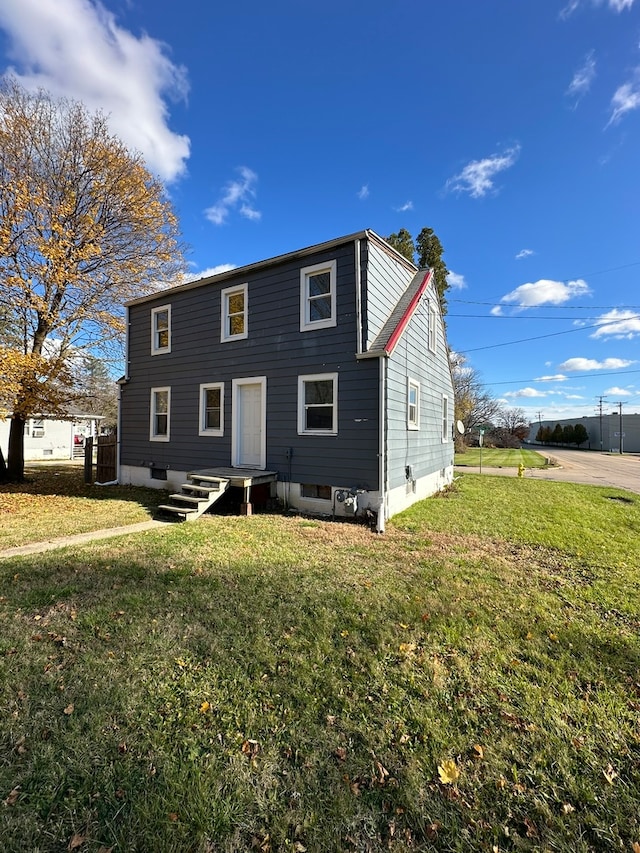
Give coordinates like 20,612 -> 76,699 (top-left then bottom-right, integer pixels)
118,230 -> 454,528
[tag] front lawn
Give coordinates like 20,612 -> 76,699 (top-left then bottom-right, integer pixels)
454,447 -> 548,468
1,476 -> 639,851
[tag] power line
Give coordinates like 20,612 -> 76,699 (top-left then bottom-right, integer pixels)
487,369 -> 640,387
456,314 -> 640,353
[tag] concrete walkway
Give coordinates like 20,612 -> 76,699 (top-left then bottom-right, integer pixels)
0,519 -> 168,560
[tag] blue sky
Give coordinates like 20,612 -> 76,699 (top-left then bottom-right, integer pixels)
1,0 -> 639,424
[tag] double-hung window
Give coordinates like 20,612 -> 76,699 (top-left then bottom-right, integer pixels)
298,373 -> 338,434
300,260 -> 337,331
150,387 -> 170,441
221,284 -> 248,342
407,379 -> 420,430
199,383 -> 224,436
151,305 -> 171,354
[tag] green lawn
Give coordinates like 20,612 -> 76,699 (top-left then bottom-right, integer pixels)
1,473 -> 640,851
454,447 -> 549,468
0,462 -> 167,549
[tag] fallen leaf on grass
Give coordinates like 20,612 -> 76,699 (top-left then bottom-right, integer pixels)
562,803 -> 575,814
4,787 -> 20,806
199,701 -> 211,713
438,759 -> 460,785
63,704 -> 74,715
632,843 -> 640,853
241,739 -> 260,759
399,642 -> 416,656
472,744 -> 484,760
603,764 -> 618,784
68,833 -> 87,850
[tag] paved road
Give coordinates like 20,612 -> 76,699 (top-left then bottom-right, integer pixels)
457,448 -> 640,495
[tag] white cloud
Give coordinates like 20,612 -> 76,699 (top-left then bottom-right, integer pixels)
566,51 -> 596,102
447,271 -> 466,290
607,70 -> 640,126
535,374 -> 568,382
565,394 -> 585,399
496,278 -> 590,309
184,264 -> 237,282
562,0 -> 635,16
205,167 -> 261,226
504,387 -> 547,398
357,185 -> 369,200
393,201 -> 413,212
0,0 -> 189,183
603,386 -> 634,396
446,144 -> 520,198
515,248 -> 535,260
558,356 -> 636,370
590,310 -> 640,339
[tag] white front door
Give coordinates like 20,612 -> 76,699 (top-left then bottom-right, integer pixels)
232,377 -> 266,468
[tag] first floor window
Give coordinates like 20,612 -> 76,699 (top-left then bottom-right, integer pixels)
407,379 -> 420,429
150,387 -> 170,441
442,395 -> 449,442
199,383 -> 224,436
298,373 -> 338,434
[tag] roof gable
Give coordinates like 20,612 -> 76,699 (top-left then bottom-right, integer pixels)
362,270 -> 433,358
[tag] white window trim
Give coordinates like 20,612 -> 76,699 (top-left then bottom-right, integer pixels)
407,378 -> 420,430
151,305 -> 171,355
297,372 -> 338,435
221,283 -> 248,343
428,302 -> 437,353
150,386 -> 171,442
31,418 -> 45,438
300,260 -> 337,332
442,394 -> 449,443
199,382 -> 224,436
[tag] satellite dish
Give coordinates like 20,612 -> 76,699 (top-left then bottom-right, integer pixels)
456,420 -> 465,435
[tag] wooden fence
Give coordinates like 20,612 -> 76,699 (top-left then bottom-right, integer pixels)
84,433 -> 117,483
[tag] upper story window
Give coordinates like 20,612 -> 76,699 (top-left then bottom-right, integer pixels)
428,302 -> 437,353
298,373 -> 338,435
199,383 -> 224,436
300,260 -> 337,331
151,305 -> 171,355
407,379 -> 420,430
150,387 -> 170,441
221,284 -> 248,342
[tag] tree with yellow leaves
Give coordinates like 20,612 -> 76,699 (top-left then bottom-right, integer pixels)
0,78 -> 185,481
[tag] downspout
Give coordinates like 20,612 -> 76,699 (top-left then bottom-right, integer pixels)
116,306 -> 130,484
354,238 -> 363,355
376,356 -> 387,533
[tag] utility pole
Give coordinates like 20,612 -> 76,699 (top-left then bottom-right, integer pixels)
596,395 -> 607,452
616,401 -> 624,454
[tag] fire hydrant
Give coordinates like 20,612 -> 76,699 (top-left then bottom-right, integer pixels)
517,463 -> 525,478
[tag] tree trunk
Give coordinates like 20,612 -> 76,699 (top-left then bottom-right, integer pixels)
0,445 -> 7,482
7,415 -> 26,482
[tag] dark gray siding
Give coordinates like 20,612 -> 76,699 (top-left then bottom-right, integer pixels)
121,240 -> 381,490
385,288 -> 454,490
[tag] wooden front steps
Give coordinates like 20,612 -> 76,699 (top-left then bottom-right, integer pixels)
158,473 -> 229,521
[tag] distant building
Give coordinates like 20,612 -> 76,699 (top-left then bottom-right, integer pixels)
525,413 -> 640,454
0,414 -> 103,461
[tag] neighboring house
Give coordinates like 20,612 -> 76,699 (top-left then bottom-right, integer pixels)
118,230 -> 455,526
0,414 -> 103,461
